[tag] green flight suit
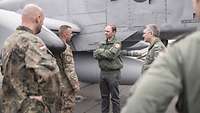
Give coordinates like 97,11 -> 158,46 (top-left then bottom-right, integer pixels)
94,36 -> 123,113
142,37 -> 166,73
121,31 -> 200,113
94,37 -> 123,71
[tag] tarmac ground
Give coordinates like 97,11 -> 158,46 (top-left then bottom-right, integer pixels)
0,74 -> 178,113
75,82 -> 178,113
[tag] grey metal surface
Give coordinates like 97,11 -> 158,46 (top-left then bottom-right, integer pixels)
0,0 -> 193,112
0,0 -> 198,51
74,82 -> 178,113
74,51 -> 142,85
0,0 -> 198,84
74,83 -> 132,113
0,9 -> 66,55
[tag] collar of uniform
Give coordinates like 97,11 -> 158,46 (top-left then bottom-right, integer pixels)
61,39 -> 73,52
16,26 -> 33,34
106,36 -> 116,44
148,37 -> 160,50
64,41 -> 69,49
61,38 -> 71,48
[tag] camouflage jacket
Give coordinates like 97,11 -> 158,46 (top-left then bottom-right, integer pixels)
122,32 -> 200,113
1,26 -> 61,113
55,43 -> 80,93
142,37 -> 166,73
94,36 -> 123,71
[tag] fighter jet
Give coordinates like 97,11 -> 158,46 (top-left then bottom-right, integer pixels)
0,0 -> 198,85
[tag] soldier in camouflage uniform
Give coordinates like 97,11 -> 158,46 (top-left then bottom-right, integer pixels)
142,24 -> 166,73
94,25 -> 123,113
55,25 -> 80,113
121,1 -> 200,113
1,4 -> 61,113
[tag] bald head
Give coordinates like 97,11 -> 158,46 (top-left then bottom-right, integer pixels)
21,4 -> 44,34
22,4 -> 43,21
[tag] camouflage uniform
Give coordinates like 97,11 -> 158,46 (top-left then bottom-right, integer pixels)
121,32 -> 200,113
55,44 -> 80,113
94,36 -> 123,113
142,37 -> 165,73
1,26 -> 61,113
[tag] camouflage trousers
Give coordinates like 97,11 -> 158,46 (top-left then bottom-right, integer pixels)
60,89 -> 76,113
2,98 -> 50,113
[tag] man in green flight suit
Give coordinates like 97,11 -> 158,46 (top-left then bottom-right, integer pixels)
94,24 -> 123,113
121,0 -> 200,113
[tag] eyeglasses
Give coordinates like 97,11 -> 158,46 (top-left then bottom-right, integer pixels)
143,31 -> 151,34
105,30 -> 112,33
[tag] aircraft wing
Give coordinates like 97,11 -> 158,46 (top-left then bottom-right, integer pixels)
44,18 -> 81,33
74,51 -> 142,85
0,9 -> 65,55
160,26 -> 197,40
0,0 -> 25,11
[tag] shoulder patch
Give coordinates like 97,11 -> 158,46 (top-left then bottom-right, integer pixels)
154,44 -> 160,48
34,36 -> 47,51
38,43 -> 46,51
114,43 -> 121,48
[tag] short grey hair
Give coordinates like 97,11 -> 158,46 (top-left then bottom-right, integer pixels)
145,24 -> 160,37
59,25 -> 72,34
